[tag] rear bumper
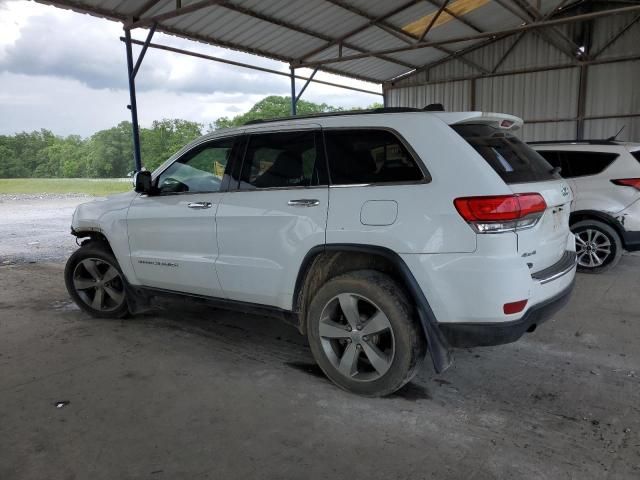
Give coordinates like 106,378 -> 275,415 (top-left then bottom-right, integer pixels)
439,279 -> 575,347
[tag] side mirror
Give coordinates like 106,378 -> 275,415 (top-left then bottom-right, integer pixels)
133,170 -> 152,193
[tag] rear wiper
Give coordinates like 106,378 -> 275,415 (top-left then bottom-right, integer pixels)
550,166 -> 562,175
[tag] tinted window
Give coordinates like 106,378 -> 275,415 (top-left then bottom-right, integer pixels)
631,150 -> 640,163
238,131 -> 325,189
538,151 -> 618,178
157,137 -> 235,194
324,130 -> 424,185
453,125 -> 558,184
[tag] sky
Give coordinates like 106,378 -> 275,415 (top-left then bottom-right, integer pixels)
0,0 -> 381,137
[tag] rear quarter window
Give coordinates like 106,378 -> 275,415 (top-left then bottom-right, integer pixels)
452,124 -> 558,184
632,150 -> 640,163
324,129 -> 425,185
538,150 -> 618,178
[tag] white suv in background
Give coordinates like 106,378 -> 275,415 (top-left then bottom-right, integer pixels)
533,141 -> 640,272
65,109 -> 576,396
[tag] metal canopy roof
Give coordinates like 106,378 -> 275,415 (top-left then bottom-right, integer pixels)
33,0 -> 640,84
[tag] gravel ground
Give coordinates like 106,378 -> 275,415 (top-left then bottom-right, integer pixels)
1,196 -> 639,479
0,194 -> 92,264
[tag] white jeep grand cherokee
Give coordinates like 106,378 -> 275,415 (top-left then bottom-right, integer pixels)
66,108 -> 577,396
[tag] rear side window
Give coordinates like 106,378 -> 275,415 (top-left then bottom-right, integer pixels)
453,124 -> 558,184
238,130 -> 326,189
538,150 -> 618,178
631,151 -> 640,163
324,129 -> 424,185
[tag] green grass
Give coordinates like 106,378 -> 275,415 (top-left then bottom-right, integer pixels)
0,178 -> 132,196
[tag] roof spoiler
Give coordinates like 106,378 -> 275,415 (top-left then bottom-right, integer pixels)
429,111 -> 524,131
456,113 -> 524,131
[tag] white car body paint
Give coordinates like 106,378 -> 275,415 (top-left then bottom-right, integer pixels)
71,111 -> 576,328
534,142 -> 640,246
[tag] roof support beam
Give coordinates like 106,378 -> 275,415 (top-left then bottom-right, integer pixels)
131,0 -> 162,20
417,0 -> 450,43
131,22 -> 157,79
126,0 -> 225,30
493,0 -> 579,60
299,0 -> 421,61
386,53 -> 640,89
490,0 -> 572,74
295,68 -> 318,104
422,0 -> 484,33
120,37 -> 383,96
592,12 -> 640,58
511,0 -> 581,53
214,2 -> 419,70
296,5 -> 640,68
314,0 -> 489,74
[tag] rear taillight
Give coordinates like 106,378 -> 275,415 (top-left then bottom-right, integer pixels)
611,178 -> 640,191
454,193 -> 547,233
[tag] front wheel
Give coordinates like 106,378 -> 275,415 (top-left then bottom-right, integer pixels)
64,242 -> 130,318
572,220 -> 623,273
306,270 -> 426,397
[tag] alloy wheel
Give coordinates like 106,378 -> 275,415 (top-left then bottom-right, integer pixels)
72,258 -> 125,312
576,228 -> 612,268
318,293 -> 395,382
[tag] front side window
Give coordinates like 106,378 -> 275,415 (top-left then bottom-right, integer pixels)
238,130 -> 324,190
324,129 -> 424,185
157,137 -> 236,194
453,124 -> 558,184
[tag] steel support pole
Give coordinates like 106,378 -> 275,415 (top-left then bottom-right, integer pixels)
576,64 -> 588,140
290,66 -> 297,115
124,29 -> 142,172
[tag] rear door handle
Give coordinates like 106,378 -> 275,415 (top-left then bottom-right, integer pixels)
187,202 -> 212,209
288,199 -> 320,207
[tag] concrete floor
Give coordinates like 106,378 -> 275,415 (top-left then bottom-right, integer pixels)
1,196 -> 639,479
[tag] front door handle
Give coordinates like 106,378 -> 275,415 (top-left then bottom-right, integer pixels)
288,199 -> 320,207
187,202 -> 212,209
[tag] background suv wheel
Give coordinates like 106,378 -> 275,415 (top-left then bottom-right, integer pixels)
572,220 -> 623,273
64,242 -> 130,318
306,270 -> 426,397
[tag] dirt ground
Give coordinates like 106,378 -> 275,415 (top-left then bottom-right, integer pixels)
1,196 -> 639,479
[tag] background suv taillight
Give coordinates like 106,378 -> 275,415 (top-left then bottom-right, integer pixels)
454,193 -> 547,233
611,178 -> 640,191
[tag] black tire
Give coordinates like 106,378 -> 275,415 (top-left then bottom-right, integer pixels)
572,220 -> 623,274
306,270 -> 426,397
64,242 -> 130,318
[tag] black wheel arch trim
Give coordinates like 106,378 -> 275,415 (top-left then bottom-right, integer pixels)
570,210 -> 629,247
294,244 -> 453,373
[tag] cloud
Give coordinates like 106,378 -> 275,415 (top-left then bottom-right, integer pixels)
0,1 -> 380,136
0,7 -> 291,95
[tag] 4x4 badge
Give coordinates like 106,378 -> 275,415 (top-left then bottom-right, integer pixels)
561,185 -> 570,197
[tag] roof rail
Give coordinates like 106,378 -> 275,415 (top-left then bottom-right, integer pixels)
528,139 -> 621,146
242,107 -> 424,126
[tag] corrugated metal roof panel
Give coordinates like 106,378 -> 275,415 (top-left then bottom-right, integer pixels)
590,12 -> 640,58
34,0 -> 640,86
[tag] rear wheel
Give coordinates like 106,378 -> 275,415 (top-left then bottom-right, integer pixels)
572,220 -> 622,273
306,270 -> 425,397
64,243 -> 130,318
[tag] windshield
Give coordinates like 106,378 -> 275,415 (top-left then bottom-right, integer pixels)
452,124 -> 559,184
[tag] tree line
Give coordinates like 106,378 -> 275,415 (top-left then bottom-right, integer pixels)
0,96 -> 380,179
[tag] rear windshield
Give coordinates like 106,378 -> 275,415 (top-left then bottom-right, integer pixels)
452,124 -> 559,184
